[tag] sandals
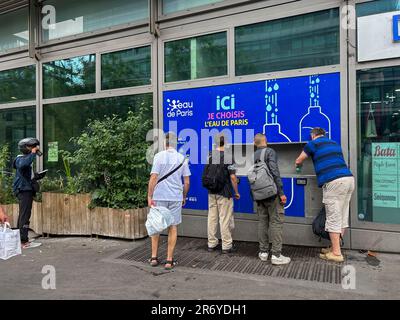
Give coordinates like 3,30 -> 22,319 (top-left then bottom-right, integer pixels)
164,259 -> 177,270
149,257 -> 177,270
149,257 -> 159,267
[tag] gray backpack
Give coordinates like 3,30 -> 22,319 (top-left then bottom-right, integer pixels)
247,154 -> 277,201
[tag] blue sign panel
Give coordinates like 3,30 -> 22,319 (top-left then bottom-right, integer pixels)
393,14 -> 400,41
163,72 -> 340,217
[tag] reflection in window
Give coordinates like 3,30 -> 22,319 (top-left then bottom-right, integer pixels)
41,0 -> 148,42
235,9 -> 339,76
357,67 -> 400,224
101,46 -> 151,90
165,32 -> 227,82
0,8 -> 29,53
162,0 -> 224,14
357,0 -> 400,17
0,107 -> 36,161
43,54 -> 96,99
43,94 -> 153,174
0,66 -> 36,104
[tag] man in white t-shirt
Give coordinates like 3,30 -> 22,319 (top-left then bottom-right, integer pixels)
147,132 -> 191,270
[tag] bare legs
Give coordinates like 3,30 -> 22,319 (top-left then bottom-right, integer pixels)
151,225 -> 178,265
329,232 -> 342,256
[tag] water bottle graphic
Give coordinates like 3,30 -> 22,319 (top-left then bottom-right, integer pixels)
263,80 -> 291,143
299,76 -> 331,142
263,79 -> 294,210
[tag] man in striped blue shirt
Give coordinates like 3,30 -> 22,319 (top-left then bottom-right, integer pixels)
296,127 -> 354,263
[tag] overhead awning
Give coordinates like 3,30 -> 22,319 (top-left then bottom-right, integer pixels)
0,0 -> 28,14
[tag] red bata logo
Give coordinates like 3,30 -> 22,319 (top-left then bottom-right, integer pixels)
374,145 -> 396,157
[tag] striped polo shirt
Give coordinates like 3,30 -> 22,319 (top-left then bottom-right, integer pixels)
304,137 -> 352,187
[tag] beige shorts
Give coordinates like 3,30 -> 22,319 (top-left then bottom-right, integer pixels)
322,176 -> 355,233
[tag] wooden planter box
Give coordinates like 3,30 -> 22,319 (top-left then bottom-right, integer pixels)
3,193 -> 148,240
0,202 -> 42,235
91,207 -> 148,240
42,192 -> 91,236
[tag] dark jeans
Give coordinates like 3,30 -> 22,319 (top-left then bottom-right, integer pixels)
256,196 -> 284,256
17,191 -> 34,243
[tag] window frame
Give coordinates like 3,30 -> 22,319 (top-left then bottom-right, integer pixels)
99,44 -> 153,92
0,6 -> 29,57
37,0 -> 150,47
233,8 -> 341,77
162,29 -> 229,84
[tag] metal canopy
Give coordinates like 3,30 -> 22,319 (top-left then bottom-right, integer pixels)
0,0 -> 28,14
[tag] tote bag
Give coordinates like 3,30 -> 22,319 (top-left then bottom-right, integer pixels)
0,223 -> 22,260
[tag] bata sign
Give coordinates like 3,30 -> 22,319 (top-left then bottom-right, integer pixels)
373,145 -> 397,157
372,143 -> 400,209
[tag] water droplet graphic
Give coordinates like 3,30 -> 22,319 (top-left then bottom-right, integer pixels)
273,83 -> 279,91
311,81 -> 315,85
268,87 -> 273,93
311,93 -> 315,98
266,105 -> 272,112
275,108 -> 278,113
316,78 -> 320,84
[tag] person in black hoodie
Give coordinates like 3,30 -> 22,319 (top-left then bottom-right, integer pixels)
13,138 -> 42,249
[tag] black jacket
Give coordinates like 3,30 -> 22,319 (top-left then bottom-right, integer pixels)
12,153 -> 37,194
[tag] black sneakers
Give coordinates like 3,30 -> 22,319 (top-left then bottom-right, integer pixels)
222,245 -> 238,254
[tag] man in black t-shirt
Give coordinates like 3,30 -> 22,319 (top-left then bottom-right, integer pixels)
206,134 -> 240,254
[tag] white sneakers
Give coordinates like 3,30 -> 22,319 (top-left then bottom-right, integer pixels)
258,252 -> 291,265
258,252 -> 269,261
22,241 -> 42,249
271,254 -> 291,265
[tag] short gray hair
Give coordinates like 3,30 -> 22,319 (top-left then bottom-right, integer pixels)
165,132 -> 177,148
310,127 -> 326,137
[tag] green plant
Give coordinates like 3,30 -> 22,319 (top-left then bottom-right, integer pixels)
65,106 -> 152,209
0,145 -> 17,204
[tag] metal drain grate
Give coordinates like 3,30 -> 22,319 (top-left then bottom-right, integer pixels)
116,237 -> 345,284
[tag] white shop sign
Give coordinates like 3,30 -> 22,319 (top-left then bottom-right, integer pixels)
358,11 -> 400,62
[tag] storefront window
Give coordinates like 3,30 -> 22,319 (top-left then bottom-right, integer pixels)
164,32 -> 227,82
357,0 -> 400,17
43,54 -> 96,99
43,94 -> 153,174
0,8 -> 28,53
357,67 -> 400,224
235,9 -> 340,76
0,66 -> 36,104
41,0 -> 148,42
101,46 -> 151,90
162,0 -> 224,14
0,107 -> 36,160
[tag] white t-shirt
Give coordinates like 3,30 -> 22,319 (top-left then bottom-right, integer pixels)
151,148 -> 191,202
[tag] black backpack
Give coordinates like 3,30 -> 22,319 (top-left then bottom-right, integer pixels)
202,154 -> 226,193
312,207 -> 344,245
312,207 -> 330,241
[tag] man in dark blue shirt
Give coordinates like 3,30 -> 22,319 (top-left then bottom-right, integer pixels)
13,138 -> 42,249
296,128 -> 354,263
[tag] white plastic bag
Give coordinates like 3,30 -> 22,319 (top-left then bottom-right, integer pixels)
0,222 -> 22,260
145,206 -> 174,237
